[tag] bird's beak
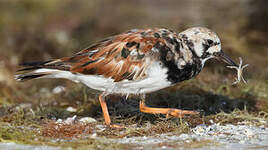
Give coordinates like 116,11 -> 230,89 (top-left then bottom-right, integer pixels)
217,51 -> 238,67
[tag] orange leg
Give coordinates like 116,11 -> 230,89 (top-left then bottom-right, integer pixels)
139,99 -> 199,118
98,93 -> 111,126
98,93 -> 124,128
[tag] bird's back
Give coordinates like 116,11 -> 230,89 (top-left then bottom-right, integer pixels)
15,28 -> 203,94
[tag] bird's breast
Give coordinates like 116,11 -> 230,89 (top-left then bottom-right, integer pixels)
166,60 -> 202,84
157,41 -> 203,84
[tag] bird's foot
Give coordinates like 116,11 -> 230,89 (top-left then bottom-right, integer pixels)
165,108 -> 199,118
139,100 -> 199,118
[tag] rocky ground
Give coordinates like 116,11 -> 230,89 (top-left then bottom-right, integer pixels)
0,101 -> 267,150
0,119 -> 267,150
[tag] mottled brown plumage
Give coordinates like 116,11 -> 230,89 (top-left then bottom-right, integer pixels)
22,28 -> 181,82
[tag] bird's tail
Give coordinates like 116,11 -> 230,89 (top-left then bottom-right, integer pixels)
15,59 -> 71,82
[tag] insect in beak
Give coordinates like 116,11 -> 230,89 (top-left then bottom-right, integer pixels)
216,51 -> 249,84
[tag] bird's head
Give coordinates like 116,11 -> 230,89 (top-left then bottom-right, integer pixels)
179,27 -> 238,67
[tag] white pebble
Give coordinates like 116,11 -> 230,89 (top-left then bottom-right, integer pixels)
66,106 -> 77,112
64,115 -> 77,124
79,117 -> 97,124
52,86 -> 66,94
56,119 -> 63,123
245,129 -> 254,137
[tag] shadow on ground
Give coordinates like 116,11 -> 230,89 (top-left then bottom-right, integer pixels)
104,87 -> 257,125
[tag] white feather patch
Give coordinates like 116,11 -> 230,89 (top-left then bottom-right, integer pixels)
33,62 -> 172,94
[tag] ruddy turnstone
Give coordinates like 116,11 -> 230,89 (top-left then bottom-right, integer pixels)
15,27 -> 245,127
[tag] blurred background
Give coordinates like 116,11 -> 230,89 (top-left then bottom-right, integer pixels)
0,0 -> 267,114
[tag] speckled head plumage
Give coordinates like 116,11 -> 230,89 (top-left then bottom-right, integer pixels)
179,27 -> 238,68
179,27 -> 221,60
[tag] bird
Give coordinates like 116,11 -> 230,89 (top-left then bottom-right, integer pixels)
15,27 -> 239,128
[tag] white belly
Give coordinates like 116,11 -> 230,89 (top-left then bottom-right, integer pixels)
35,62 -> 172,94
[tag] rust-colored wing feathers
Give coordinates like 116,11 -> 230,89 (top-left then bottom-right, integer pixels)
16,28 -> 180,82
63,29 -> 162,82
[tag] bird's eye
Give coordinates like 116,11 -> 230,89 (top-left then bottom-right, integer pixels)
207,39 -> 213,45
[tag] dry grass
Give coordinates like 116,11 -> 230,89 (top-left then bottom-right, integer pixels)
42,121 -> 94,138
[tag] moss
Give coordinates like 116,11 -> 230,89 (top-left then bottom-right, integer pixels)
208,109 -> 268,126
0,123 -> 39,144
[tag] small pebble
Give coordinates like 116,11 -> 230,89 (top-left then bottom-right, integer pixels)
192,125 -> 207,135
79,117 -> 97,124
56,119 -> 63,123
185,140 -> 191,143
66,106 -> 77,112
244,129 -> 254,137
91,133 -> 97,138
59,115 -> 77,124
179,134 -> 189,140
52,86 -> 65,94
239,140 -> 245,144
209,119 -> 214,124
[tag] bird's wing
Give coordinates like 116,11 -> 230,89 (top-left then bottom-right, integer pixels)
59,29 -> 166,82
